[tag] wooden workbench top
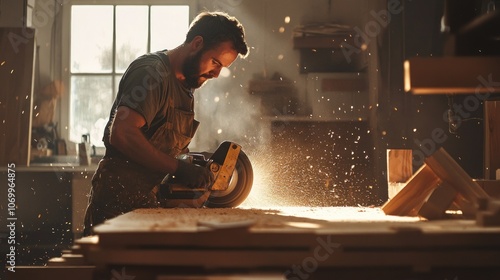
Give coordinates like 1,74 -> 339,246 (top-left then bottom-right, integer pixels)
91,207 -> 500,249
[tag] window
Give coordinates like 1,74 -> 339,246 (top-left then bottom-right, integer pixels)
68,3 -> 190,147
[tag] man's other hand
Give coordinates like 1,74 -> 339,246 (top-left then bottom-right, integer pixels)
174,160 -> 214,189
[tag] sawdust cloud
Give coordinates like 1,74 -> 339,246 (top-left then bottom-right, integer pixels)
191,78 -> 381,208
240,138 -> 381,208
188,16 -> 381,208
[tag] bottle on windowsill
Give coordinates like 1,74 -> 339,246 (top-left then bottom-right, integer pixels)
78,133 -> 91,166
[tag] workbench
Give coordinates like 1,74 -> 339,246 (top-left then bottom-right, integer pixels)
14,206 -> 500,280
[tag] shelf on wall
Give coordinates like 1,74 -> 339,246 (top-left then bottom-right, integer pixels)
404,56 -> 500,95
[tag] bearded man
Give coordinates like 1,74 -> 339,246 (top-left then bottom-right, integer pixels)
83,11 -> 248,236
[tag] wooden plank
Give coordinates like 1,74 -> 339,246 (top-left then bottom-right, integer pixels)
404,56 -> 500,94
89,208 -> 500,250
96,230 -> 318,250
0,28 -> 36,166
382,164 -> 441,216
424,148 -> 490,205
485,100 -> 500,179
70,208 -> 500,280
386,149 -> 413,199
94,226 -> 500,250
386,149 -> 413,183
84,248 -> 500,268
93,208 -> 319,249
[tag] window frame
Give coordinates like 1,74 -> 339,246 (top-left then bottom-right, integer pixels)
60,0 -> 196,146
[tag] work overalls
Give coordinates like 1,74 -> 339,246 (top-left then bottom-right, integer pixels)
83,87 -> 198,236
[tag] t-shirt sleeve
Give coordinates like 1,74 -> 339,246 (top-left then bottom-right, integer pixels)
116,58 -> 167,128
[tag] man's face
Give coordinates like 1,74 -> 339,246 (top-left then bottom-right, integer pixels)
182,41 -> 238,89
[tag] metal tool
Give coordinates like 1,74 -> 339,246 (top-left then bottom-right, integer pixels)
160,141 -> 253,208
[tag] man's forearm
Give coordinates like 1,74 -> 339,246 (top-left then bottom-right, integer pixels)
111,125 -> 178,174
109,107 -> 179,175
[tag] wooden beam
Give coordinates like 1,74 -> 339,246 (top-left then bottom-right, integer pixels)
382,164 -> 441,216
404,56 -> 500,94
424,148 -> 489,205
386,149 -> 413,199
484,100 -> 500,179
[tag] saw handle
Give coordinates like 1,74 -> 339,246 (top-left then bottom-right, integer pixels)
166,159 -> 214,189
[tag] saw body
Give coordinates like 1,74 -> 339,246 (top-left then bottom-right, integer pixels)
160,141 -> 253,208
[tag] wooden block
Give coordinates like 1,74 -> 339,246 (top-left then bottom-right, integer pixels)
84,247 -> 500,269
387,149 -> 413,183
384,147 -> 491,218
418,183 -> 457,220
485,100 -> 500,179
386,149 -> 413,199
424,148 -> 489,205
382,164 -> 441,216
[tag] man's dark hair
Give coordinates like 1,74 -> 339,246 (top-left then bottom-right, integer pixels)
185,11 -> 249,58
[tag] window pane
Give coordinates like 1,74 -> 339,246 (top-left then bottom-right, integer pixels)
71,6 -> 113,73
70,76 -> 113,146
116,6 -> 149,72
151,5 -> 189,51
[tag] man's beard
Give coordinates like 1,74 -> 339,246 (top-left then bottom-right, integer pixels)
182,50 -> 206,89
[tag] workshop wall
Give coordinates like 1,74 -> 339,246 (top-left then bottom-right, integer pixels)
3,0 -> 493,271
30,0 -> 388,206
30,0 -> 383,151
378,0 -> 486,180
26,0 -> 488,205
191,0 -> 383,152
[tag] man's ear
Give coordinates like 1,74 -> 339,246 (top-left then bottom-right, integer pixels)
190,36 -> 204,52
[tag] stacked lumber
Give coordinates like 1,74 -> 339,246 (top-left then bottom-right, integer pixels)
14,207 -> 500,279
12,242 -> 95,280
382,147 -> 495,223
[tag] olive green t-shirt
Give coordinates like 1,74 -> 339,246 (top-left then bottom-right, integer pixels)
103,50 -> 194,156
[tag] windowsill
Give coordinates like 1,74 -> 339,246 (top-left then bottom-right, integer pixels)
3,164 -> 98,172
6,155 -> 103,172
